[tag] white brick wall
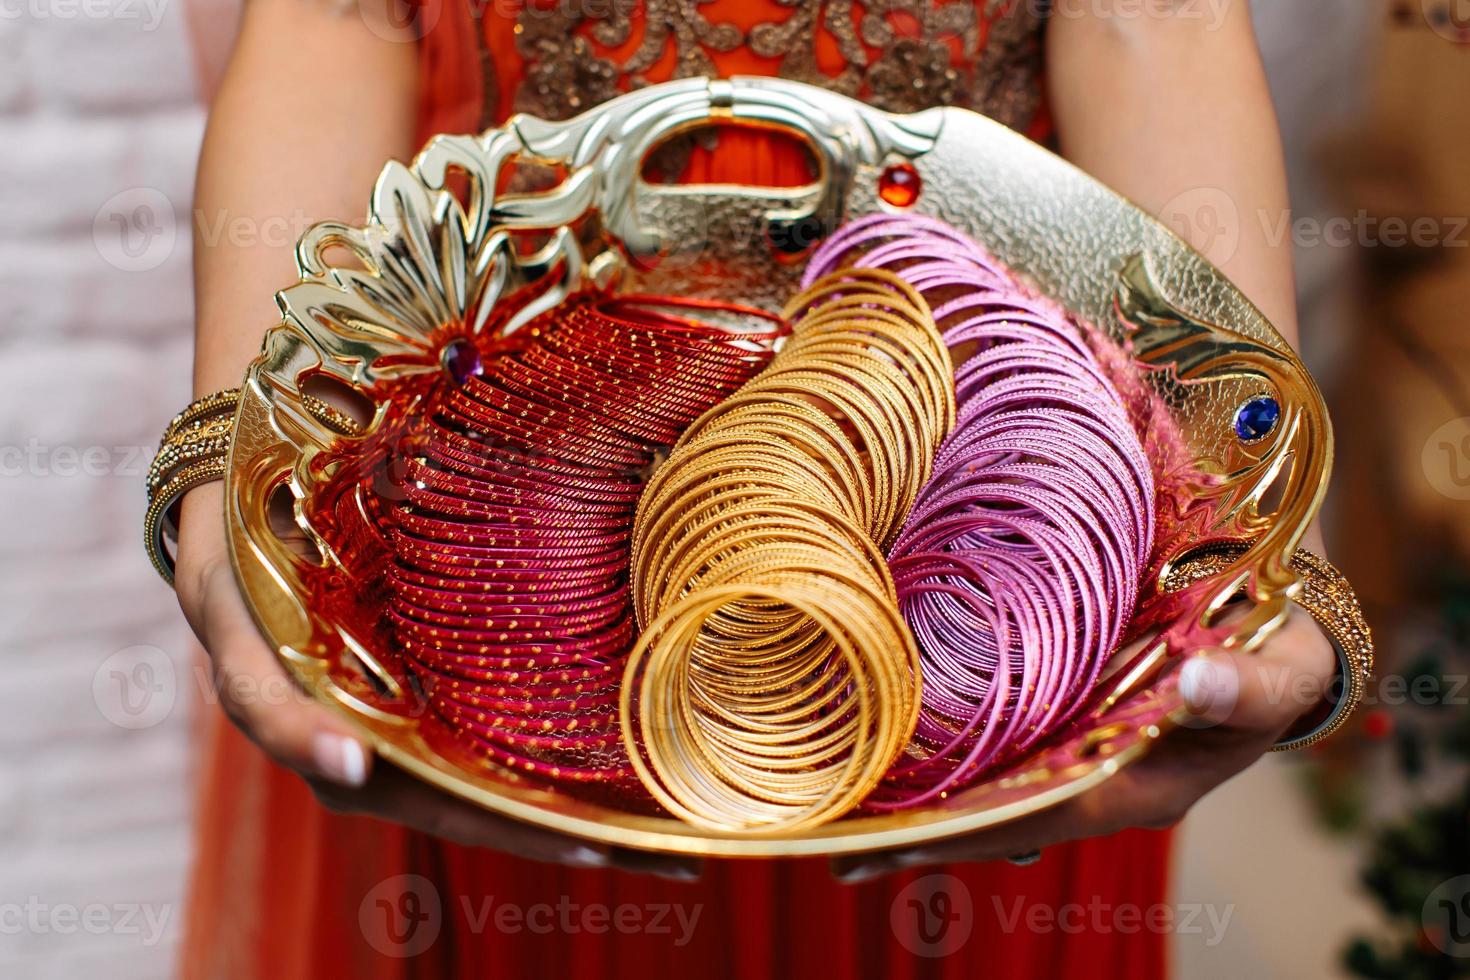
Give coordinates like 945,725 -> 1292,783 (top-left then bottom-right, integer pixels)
0,3 -> 207,978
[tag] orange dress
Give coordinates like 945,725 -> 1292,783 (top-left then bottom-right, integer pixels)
181,3 -> 1172,977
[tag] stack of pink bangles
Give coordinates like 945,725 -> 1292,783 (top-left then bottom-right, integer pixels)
805,215 -> 1154,809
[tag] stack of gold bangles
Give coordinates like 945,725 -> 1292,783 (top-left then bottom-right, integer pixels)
144,388 -> 360,585
144,388 -> 240,585
623,270 -> 956,831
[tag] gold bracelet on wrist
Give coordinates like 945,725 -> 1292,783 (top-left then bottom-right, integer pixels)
1163,544 -> 1375,751
144,387 -> 363,587
1270,549 -> 1374,751
144,388 -> 242,585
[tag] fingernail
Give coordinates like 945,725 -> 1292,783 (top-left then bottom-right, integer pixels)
313,733 -> 370,787
1179,653 -> 1239,726
1181,655 -> 1228,708
569,846 -> 608,868
1180,656 -> 1219,712
835,861 -> 891,883
652,865 -> 701,883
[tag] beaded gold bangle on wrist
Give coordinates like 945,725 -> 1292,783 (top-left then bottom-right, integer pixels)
144,388 -> 362,586
1163,544 -> 1375,751
144,388 -> 241,585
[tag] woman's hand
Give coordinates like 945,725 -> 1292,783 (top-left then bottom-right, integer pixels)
831,611 -> 1337,880
172,482 -> 700,880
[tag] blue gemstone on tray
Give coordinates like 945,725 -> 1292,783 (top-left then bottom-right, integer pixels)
1234,396 -> 1280,441
442,339 -> 482,385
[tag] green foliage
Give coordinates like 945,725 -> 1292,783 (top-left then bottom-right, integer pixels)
1342,570 -> 1470,979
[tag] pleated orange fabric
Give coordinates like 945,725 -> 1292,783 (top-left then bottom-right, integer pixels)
181,4 -> 1171,977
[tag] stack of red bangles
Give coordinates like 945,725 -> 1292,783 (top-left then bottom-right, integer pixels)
387,293 -> 786,783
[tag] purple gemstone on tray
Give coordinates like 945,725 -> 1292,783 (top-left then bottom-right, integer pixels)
442,338 -> 482,385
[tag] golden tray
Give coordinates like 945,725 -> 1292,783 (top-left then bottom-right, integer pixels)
224,77 -> 1330,857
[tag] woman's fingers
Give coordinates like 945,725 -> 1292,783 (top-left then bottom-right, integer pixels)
833,614 -> 1339,880
831,794 -> 1104,882
1179,609 -> 1337,737
174,483 -> 374,788
196,557 -> 375,786
308,764 -> 607,864
175,486 -> 702,878
308,764 -> 705,881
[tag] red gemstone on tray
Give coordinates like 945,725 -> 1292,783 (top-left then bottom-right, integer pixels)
878,163 -> 922,208
442,338 -> 482,385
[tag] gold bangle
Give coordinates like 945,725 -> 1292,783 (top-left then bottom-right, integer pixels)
1271,550 -> 1374,751
144,387 -> 362,586
144,388 -> 242,585
1163,544 -> 1374,751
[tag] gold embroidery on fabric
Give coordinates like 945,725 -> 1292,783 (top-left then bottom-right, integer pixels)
509,0 -> 1047,128
967,0 -> 1047,131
